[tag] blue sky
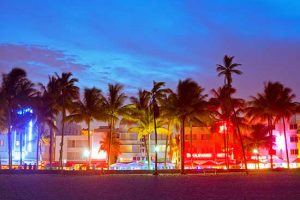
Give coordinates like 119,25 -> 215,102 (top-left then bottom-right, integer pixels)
1,0 -> 300,99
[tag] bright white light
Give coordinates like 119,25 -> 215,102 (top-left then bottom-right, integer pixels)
83,149 -> 90,158
276,135 -> 285,150
253,149 -> 258,154
28,120 -> 32,152
154,145 -> 159,152
91,149 -> 107,160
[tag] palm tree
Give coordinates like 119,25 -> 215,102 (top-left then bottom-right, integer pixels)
0,68 -> 36,169
55,72 -> 79,169
127,109 -> 168,169
32,92 -> 57,169
102,83 -> 127,168
275,83 -> 298,169
124,89 -> 152,168
39,76 -> 60,169
216,55 -> 242,87
216,55 -> 248,173
67,87 -> 104,168
209,86 -> 245,168
148,81 -> 171,175
168,78 -> 207,174
100,132 -> 121,164
159,94 -> 180,169
247,82 -> 299,169
244,124 -> 274,169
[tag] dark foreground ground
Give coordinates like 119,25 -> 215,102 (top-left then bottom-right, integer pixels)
1,171 -> 300,200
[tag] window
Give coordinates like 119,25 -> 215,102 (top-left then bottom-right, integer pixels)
15,140 -> 20,146
75,140 -> 88,148
290,149 -> 299,155
67,140 -> 76,148
200,134 -> 210,140
290,136 -> 298,143
0,140 -> 4,146
290,124 -> 298,130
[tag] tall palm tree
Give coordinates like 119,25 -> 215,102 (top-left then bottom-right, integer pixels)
67,87 -> 104,168
127,109 -> 168,169
168,78 -> 207,174
102,83 -> 127,168
275,83 -> 298,169
216,55 -> 242,87
247,82 -> 299,169
32,92 -> 57,169
100,132 -> 121,164
124,89 -> 152,168
55,72 -> 79,169
39,76 -> 60,169
216,55 -> 248,173
148,81 -> 171,175
0,68 -> 36,169
209,86 -> 245,168
244,124 -> 274,169
159,94 -> 181,169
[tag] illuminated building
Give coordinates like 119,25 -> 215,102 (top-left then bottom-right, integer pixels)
54,126 -> 107,168
183,118 -> 300,169
117,124 -> 167,164
0,108 -> 48,166
53,124 -> 168,168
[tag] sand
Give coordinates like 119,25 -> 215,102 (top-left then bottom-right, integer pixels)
0,171 -> 300,200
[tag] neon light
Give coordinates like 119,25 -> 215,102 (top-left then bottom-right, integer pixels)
186,153 -> 212,158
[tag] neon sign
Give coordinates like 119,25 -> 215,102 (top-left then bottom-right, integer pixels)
186,153 -> 212,158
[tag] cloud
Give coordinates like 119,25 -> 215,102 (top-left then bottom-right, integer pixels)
0,44 -> 89,84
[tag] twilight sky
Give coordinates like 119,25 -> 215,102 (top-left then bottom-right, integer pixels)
0,0 -> 300,100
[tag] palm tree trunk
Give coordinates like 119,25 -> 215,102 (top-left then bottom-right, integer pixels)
180,117 -> 186,174
223,124 -> 227,168
59,106 -> 66,170
164,123 -> 170,169
226,125 -> 230,168
228,93 -> 248,174
148,133 -> 151,170
282,118 -> 290,169
189,121 -> 193,169
143,135 -> 148,167
268,117 -> 274,169
87,120 -> 91,170
153,114 -> 158,175
20,131 -> 23,167
36,126 -> 40,169
108,118 -> 114,169
49,127 -> 53,170
8,107 -> 12,170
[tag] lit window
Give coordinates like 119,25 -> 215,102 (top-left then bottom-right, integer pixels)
290,124 -> 297,130
15,141 -> 20,146
290,149 -> 299,155
290,136 -> 298,143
